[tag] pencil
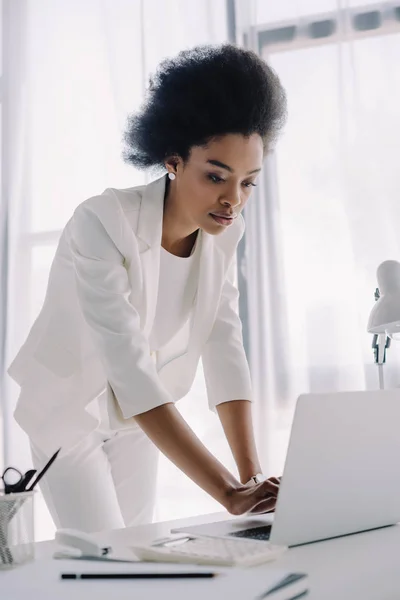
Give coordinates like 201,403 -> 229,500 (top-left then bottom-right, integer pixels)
61,572 -> 216,580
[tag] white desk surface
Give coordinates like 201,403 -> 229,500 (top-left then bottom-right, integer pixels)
2,511 -> 400,599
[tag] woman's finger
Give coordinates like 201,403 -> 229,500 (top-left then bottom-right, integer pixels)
269,476 -> 281,485
247,495 -> 276,514
258,479 -> 279,497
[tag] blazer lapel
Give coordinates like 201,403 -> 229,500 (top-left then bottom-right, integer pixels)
136,175 -> 166,337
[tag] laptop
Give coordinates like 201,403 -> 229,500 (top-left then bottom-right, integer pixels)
172,390 -> 400,547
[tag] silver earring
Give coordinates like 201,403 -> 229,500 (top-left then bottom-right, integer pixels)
168,172 -> 176,181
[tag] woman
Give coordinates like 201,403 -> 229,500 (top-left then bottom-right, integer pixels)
8,44 -> 287,533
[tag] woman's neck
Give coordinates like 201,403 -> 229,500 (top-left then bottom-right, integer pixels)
162,180 -> 199,257
161,229 -> 198,258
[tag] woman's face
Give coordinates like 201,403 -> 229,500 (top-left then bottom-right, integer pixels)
166,133 -> 264,235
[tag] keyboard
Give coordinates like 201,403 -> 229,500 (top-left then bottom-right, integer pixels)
229,525 -> 272,541
130,535 -> 286,567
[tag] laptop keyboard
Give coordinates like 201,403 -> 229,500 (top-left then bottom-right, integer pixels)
228,525 -> 272,541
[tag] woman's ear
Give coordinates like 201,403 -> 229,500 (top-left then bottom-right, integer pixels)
164,155 -> 182,177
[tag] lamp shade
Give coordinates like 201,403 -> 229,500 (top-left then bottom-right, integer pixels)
367,260 -> 400,338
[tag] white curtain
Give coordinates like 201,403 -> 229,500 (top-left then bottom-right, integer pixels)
5,0 -> 400,542
236,0 -> 400,473
2,0 -> 231,541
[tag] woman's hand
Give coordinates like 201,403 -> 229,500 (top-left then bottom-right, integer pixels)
225,476 -> 281,516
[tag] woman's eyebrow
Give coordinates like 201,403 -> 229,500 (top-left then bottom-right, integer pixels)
207,159 -> 261,175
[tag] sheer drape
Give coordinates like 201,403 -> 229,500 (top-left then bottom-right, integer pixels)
236,0 -> 400,473
5,0 -> 399,541
1,0 -> 229,540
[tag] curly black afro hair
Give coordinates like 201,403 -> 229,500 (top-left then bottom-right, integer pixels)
122,44 -> 287,171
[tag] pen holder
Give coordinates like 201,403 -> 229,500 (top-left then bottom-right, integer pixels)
0,491 -> 35,568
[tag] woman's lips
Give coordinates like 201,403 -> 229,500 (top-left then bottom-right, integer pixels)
210,214 -> 234,227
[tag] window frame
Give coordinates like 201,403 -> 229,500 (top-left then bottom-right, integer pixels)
234,0 -> 400,360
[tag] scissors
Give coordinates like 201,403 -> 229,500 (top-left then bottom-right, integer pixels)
1,448 -> 61,494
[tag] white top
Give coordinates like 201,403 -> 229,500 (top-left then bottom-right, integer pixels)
91,234 -> 201,424
149,235 -> 200,351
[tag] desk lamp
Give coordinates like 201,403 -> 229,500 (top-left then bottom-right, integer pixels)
367,260 -> 400,389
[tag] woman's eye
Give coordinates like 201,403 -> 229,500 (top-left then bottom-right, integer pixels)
208,174 -> 225,184
243,181 -> 257,188
207,174 -> 257,187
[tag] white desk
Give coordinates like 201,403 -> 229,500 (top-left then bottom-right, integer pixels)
2,511 -> 400,599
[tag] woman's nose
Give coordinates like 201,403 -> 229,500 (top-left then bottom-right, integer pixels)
220,191 -> 241,209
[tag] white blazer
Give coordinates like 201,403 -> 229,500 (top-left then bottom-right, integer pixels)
8,175 -> 252,455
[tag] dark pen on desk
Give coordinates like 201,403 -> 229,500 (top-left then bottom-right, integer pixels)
61,572 -> 217,580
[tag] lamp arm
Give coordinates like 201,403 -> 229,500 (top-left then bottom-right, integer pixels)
371,333 -> 391,365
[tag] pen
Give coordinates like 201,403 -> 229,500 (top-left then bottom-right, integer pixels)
26,448 -> 61,491
61,572 -> 216,580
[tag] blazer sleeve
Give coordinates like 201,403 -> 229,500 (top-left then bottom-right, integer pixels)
70,200 -> 173,418
202,254 -> 253,411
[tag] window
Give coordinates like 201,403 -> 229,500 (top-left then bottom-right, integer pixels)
237,0 -> 400,473
3,0 -> 229,541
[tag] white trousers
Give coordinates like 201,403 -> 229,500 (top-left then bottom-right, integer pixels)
30,399 -> 159,534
